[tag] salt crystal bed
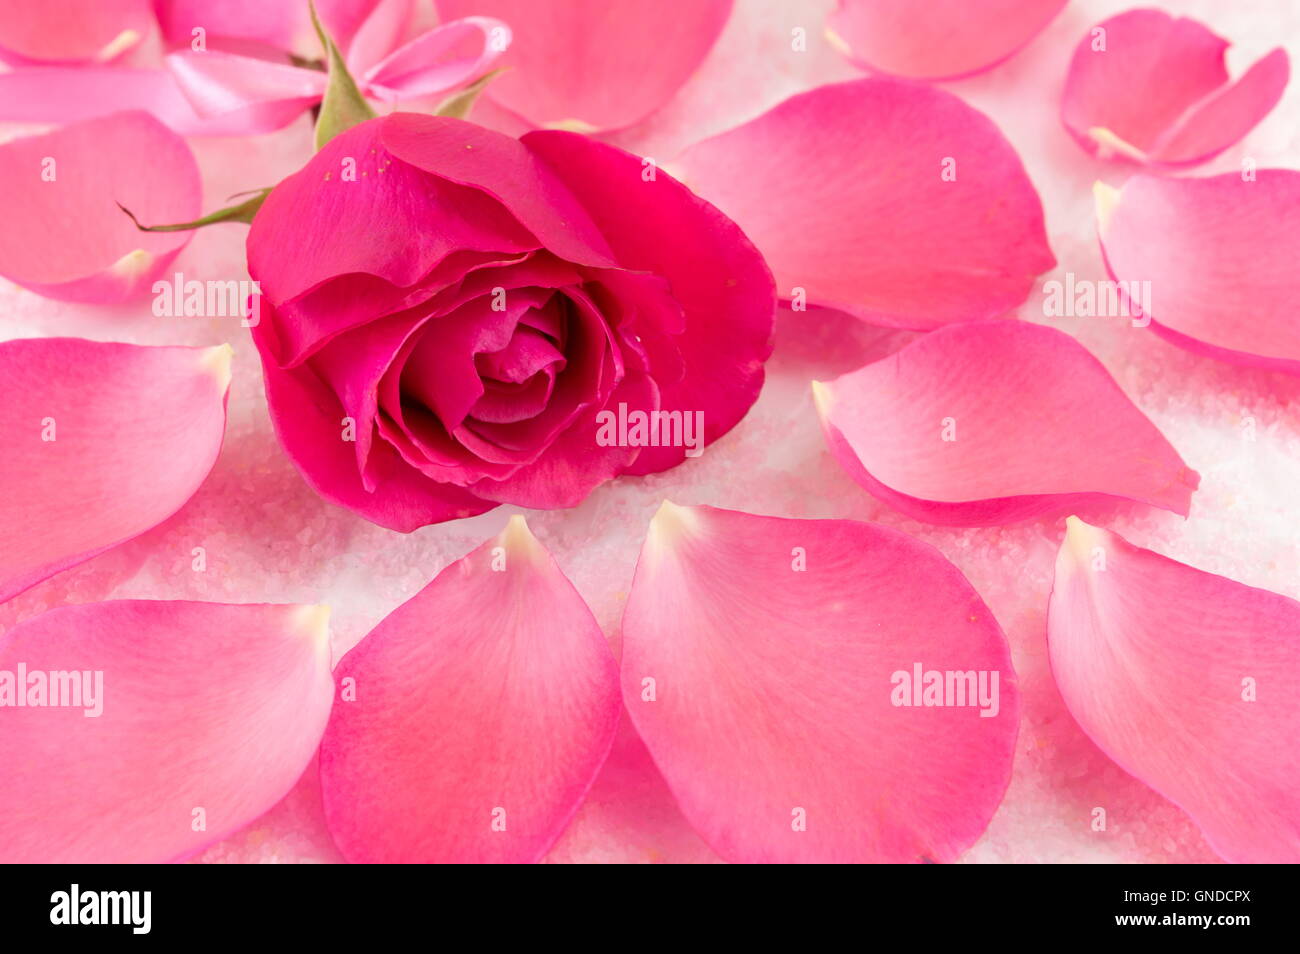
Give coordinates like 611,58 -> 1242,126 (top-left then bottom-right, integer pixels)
2,0 -> 1297,863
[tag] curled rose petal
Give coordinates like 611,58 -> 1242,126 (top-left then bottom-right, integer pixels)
362,16 -> 510,103
433,0 -> 731,130
826,0 -> 1066,80
1061,9 -> 1289,167
0,601 -> 334,863
0,339 -> 231,604
0,111 -> 200,303
621,503 -> 1019,863
1096,171 -> 1300,374
674,78 -> 1054,329
813,321 -> 1199,526
319,517 -> 620,863
1049,518 -> 1300,863
0,0 -> 151,63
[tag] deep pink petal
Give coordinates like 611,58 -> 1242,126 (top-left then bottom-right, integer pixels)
1097,171 -> 1300,374
398,296 -> 534,427
319,518 -> 620,862
1049,518 -> 1300,863
0,600 -> 334,863
621,503 -> 1019,863
0,0 -> 151,63
675,78 -> 1054,329
814,321 -> 1199,526
378,112 -> 615,267
250,303 -> 494,532
1061,9 -> 1289,167
0,112 -> 200,303
248,118 -> 537,307
826,0 -> 1065,80
434,0 -> 731,130
524,130 -> 776,474
0,340 -> 230,604
467,372 -> 655,507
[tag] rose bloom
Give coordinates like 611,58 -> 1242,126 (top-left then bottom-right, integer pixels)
246,114 -> 774,530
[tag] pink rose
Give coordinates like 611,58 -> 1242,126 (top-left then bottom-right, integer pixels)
247,114 -> 774,530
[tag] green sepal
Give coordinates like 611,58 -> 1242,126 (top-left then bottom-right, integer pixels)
310,0 -> 376,150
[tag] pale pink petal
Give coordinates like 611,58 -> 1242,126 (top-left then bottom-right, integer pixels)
1049,518 -> 1300,863
814,321 -> 1199,526
675,78 -> 1054,329
826,0 -> 1066,80
621,503 -> 1019,863
0,112 -> 200,303
0,0 -> 151,63
1061,9 -> 1289,167
0,66 -> 297,135
0,339 -> 231,604
0,600 -> 334,863
345,0 -> 413,76
155,0 -> 299,49
434,0 -> 731,130
363,16 -> 510,102
1097,171 -> 1300,374
319,518 -> 620,862
155,0 -> 382,58
165,49 -> 326,133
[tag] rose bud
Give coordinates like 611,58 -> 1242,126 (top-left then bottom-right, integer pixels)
246,114 -> 774,530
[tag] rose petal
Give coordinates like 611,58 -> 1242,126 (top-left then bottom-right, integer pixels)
467,372 -> 656,507
155,0 -> 380,58
248,118 -> 538,308
813,321 -> 1199,526
165,48 -> 327,133
251,302 -> 494,532
363,16 -> 510,102
621,503 -> 1019,863
826,0 -> 1066,80
0,111 -> 200,303
319,517 -> 620,862
433,0 -> 731,130
0,600 -> 334,863
1061,9 -> 1289,167
1096,171 -> 1300,374
378,112 -> 615,267
0,0 -> 151,63
1049,518 -> 1300,863
675,78 -> 1054,329
0,66 -> 299,135
524,130 -> 776,474
0,339 -> 230,604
